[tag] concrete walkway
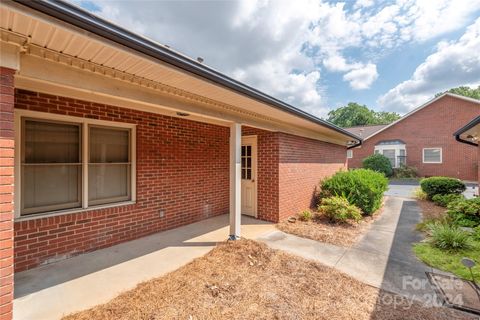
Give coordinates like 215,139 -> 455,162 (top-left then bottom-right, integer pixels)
258,196 -> 441,302
14,215 -> 275,320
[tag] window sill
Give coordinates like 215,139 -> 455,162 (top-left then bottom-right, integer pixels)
15,201 -> 137,222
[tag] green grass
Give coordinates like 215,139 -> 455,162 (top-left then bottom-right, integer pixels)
413,239 -> 480,280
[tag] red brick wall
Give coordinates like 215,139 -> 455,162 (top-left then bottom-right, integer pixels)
278,133 -> 347,220
242,127 -> 279,222
349,96 -> 480,180
13,89 -> 230,272
0,67 -> 15,320
242,128 -> 347,222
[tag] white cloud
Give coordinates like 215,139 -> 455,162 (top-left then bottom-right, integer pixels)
70,0 -> 480,116
343,63 -> 379,90
377,17 -> 480,113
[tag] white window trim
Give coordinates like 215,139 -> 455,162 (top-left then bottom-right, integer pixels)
14,109 -> 137,220
373,144 -> 406,168
422,147 -> 442,164
347,149 -> 353,159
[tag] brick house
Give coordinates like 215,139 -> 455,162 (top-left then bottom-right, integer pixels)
346,93 -> 480,180
0,1 -> 360,318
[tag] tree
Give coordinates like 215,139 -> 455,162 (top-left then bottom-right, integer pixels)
436,85 -> 480,100
327,102 -> 400,128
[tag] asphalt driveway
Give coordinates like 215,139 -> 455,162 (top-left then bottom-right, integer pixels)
386,179 -> 478,199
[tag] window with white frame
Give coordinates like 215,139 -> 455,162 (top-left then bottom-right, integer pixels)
347,149 -> 353,159
19,115 -> 135,216
373,140 -> 406,168
423,148 -> 442,164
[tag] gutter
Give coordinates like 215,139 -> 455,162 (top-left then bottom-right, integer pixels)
455,135 -> 477,147
12,0 -> 361,144
347,140 -> 362,149
453,115 -> 480,147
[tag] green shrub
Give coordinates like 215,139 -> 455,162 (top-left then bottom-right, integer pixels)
362,154 -> 393,177
473,226 -> 480,241
427,222 -> 472,250
413,187 -> 428,200
431,194 -> 465,207
420,177 -> 466,199
447,197 -> 480,227
320,169 -> 388,215
416,216 -> 451,232
318,196 -> 362,223
299,209 -> 313,221
393,164 -> 418,178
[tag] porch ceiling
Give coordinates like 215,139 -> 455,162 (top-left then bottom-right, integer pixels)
455,116 -> 480,146
0,0 -> 359,146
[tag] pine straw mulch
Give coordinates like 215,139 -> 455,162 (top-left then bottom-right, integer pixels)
416,199 -> 447,220
63,240 -> 473,320
276,205 -> 385,247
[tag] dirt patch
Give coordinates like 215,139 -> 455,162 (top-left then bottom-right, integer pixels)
416,199 -> 447,220
63,240 -> 472,320
277,206 -> 384,247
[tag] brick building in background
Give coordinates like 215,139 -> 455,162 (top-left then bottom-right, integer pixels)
346,93 -> 480,181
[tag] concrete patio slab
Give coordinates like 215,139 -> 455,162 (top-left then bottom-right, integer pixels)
13,214 -> 275,320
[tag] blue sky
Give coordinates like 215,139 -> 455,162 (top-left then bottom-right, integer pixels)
73,0 -> 480,117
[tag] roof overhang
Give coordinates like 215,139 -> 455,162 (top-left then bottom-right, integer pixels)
362,93 -> 480,141
454,116 -> 480,147
0,0 -> 361,147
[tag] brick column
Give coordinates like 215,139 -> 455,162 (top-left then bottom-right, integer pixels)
0,67 -> 15,320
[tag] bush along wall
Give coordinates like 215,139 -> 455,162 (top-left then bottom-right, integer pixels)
320,169 -> 388,215
362,154 -> 393,177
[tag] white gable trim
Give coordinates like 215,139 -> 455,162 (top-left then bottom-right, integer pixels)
363,93 -> 480,141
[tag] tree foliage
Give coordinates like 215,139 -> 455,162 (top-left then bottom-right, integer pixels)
436,85 -> 480,100
326,102 -> 400,127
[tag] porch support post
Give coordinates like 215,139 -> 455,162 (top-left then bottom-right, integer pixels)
229,123 -> 241,240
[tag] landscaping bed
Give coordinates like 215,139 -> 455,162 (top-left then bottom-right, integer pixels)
413,178 -> 480,281
278,168 -> 387,247
64,240 -> 472,320
416,199 -> 447,220
277,205 -> 384,246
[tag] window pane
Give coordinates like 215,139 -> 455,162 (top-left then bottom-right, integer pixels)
90,127 -> 129,163
25,120 -> 80,163
382,149 -> 396,167
89,164 -> 130,204
23,164 -> 81,213
246,146 -> 251,156
424,149 -> 441,163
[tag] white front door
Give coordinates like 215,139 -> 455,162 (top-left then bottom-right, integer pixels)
241,136 -> 257,217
